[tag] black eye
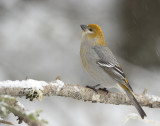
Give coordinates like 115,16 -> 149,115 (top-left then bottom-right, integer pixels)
89,28 -> 93,32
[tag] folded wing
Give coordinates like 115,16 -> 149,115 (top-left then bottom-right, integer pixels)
93,45 -> 133,91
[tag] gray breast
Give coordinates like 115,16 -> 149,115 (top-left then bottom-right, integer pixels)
80,41 -> 117,87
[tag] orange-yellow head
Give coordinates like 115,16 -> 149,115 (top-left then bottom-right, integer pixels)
80,24 -> 106,46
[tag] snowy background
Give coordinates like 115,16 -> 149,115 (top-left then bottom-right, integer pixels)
0,0 -> 160,126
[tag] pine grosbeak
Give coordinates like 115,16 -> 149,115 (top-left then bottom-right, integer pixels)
80,24 -> 146,119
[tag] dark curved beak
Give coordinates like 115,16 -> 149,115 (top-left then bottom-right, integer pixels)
80,24 -> 87,31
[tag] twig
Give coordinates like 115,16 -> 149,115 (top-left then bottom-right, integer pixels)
0,95 -> 46,126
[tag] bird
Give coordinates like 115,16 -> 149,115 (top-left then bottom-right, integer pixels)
80,24 -> 147,119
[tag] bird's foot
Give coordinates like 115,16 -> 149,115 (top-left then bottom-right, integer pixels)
98,88 -> 109,94
86,84 -> 100,92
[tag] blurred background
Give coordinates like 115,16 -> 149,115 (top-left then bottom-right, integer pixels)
0,0 -> 160,126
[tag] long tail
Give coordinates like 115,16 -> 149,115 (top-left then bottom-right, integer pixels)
121,84 -> 147,119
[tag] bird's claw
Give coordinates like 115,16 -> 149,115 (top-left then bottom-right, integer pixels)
98,88 -> 109,94
86,84 -> 100,93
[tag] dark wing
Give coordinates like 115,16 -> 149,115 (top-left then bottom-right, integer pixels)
93,46 -> 133,91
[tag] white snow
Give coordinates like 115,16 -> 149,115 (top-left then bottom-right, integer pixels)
122,113 -> 160,125
2,95 -> 15,99
0,106 -> 7,116
146,94 -> 160,102
122,113 -> 140,123
26,110 -> 36,115
0,79 -> 48,90
17,101 -> 25,109
92,94 -> 100,102
0,79 -> 65,93
74,86 -> 80,92
51,80 -> 64,91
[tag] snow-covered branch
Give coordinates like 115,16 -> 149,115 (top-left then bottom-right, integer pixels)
0,95 -> 47,126
0,79 -> 160,108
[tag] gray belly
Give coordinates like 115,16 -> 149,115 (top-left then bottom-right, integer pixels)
81,49 -> 117,88
86,60 -> 117,88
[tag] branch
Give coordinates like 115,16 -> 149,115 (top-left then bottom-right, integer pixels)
0,95 -> 47,126
0,79 -> 159,108
0,118 -> 13,125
